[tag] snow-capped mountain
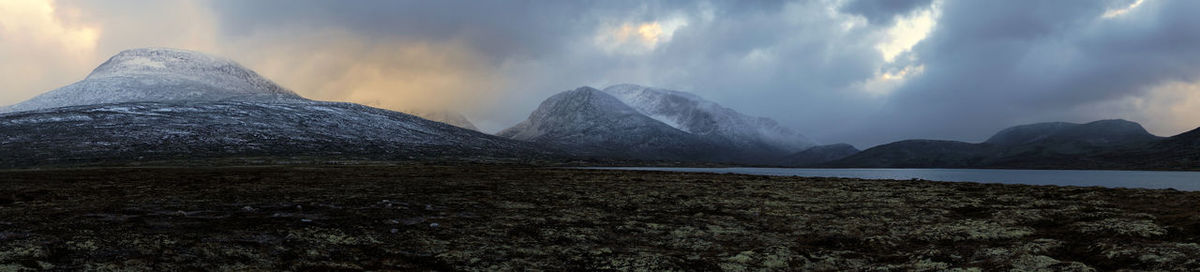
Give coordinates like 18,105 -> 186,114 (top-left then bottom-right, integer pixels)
0,48 -> 555,167
497,87 -> 721,161
2,48 -> 301,113
402,109 -> 479,131
603,84 -> 816,155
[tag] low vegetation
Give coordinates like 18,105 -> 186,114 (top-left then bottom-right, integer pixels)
1,165 -> 1198,270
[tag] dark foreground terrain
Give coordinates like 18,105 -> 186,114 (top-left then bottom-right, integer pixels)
1,165 -> 1198,271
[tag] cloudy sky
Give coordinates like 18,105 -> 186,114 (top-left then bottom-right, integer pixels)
3,0 -> 1199,147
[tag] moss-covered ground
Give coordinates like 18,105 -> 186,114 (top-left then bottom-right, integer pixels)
1,165 -> 1198,271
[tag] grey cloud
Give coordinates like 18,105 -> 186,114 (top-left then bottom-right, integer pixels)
847,0 -> 1200,146
40,0 -> 1200,148
209,0 -> 599,62
839,0 -> 932,24
202,1 -> 894,137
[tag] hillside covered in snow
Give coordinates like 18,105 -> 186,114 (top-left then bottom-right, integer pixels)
0,48 -> 556,167
2,48 -> 302,113
500,85 -> 819,164
603,84 -> 816,155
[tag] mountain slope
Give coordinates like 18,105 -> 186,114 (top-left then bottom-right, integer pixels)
784,143 -> 860,166
988,120 -> 1161,148
0,48 -> 556,167
827,119 -> 1169,169
3,48 -> 301,113
404,109 -> 479,131
984,122 -> 1077,146
0,101 -> 555,167
497,87 -> 720,161
603,84 -> 816,155
1090,126 -> 1200,170
828,140 -> 997,168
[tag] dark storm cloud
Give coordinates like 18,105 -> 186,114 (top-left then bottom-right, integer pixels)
209,0 -> 597,61
851,0 -> 1200,146
840,0 -> 932,24
203,0 -> 890,135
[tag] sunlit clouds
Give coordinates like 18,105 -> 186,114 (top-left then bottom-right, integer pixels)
875,5 -> 937,63
1102,0 -> 1145,19
0,0 -> 99,103
594,18 -> 687,54
1096,81 -> 1200,137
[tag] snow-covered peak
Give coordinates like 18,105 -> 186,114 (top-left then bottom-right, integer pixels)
602,84 -> 816,153
498,86 -> 646,141
497,86 -> 720,161
2,48 -> 302,113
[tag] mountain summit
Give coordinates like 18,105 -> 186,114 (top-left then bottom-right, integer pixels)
500,85 -> 819,164
497,87 -> 718,161
602,84 -> 816,154
2,48 -> 301,113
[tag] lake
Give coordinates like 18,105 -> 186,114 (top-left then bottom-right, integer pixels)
588,167 -> 1200,191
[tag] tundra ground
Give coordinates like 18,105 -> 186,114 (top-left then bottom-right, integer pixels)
1,165 -> 1198,271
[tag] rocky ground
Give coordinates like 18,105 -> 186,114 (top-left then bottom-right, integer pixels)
1,165 -> 1198,271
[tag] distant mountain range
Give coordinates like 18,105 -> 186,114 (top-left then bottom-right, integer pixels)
822,119 -> 1200,170
1,48 -> 1198,170
0,48 -> 555,167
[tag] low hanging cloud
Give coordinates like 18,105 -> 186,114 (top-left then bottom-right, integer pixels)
3,0 -> 1200,147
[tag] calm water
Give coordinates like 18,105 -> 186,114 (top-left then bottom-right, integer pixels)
589,167 -> 1200,191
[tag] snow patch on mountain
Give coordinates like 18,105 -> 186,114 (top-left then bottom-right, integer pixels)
0,100 -> 556,167
2,48 -> 302,113
602,84 -> 816,154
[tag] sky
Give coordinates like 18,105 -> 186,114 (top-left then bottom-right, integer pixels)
2,0 -> 1200,148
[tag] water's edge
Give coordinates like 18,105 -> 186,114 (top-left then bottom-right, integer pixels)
582,167 -> 1200,191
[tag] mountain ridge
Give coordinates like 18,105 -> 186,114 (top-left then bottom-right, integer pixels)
825,119 -> 1172,169
603,84 -> 816,155
497,87 -> 721,161
2,48 -> 302,113
0,48 -> 558,167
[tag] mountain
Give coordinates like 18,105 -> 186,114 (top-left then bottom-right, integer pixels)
826,119 -> 1166,169
987,119 -> 1161,149
403,109 -> 479,131
984,122 -> 1077,146
0,48 -> 555,167
1091,126 -> 1200,170
783,143 -> 860,166
2,48 -> 301,113
603,84 -> 816,155
827,140 -> 996,168
497,87 -> 721,161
